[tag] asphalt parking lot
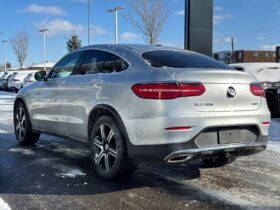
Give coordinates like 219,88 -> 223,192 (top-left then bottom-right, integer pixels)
0,91 -> 280,210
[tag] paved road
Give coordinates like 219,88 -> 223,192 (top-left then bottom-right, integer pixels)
0,91 -> 280,210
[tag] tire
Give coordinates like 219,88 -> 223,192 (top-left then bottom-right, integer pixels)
14,102 -> 40,145
202,153 -> 235,167
90,115 -> 132,180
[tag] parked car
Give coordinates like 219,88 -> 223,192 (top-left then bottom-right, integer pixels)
0,72 -> 14,90
23,70 -> 45,88
14,44 -> 270,180
230,63 -> 280,115
8,71 -> 31,92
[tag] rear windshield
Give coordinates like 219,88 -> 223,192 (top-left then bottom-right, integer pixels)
142,50 -> 231,70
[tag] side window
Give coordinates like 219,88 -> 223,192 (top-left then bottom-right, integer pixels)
103,53 -> 115,73
50,52 -> 82,79
115,56 -> 129,72
78,50 -> 107,75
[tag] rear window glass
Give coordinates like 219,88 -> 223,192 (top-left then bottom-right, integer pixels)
142,50 -> 231,70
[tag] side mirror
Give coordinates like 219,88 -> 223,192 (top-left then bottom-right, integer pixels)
34,71 -> 47,81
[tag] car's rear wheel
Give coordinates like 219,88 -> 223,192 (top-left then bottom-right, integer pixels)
14,102 -> 40,145
90,116 -> 132,180
202,153 -> 235,167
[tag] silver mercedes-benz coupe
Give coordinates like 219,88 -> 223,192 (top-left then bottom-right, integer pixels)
14,44 -> 270,180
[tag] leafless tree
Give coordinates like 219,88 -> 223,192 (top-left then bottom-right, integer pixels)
125,0 -> 169,45
10,30 -> 29,69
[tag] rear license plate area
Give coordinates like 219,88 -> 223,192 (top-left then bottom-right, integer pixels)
219,129 -> 240,144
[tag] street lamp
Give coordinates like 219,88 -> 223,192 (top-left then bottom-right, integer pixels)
2,40 -> 7,72
88,0 -> 93,45
107,6 -> 124,44
39,28 -> 48,71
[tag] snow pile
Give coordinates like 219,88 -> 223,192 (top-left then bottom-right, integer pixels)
0,198 -> 11,210
8,148 -> 35,155
0,92 -> 15,134
55,168 -> 86,178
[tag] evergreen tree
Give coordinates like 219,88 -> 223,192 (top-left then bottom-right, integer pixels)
66,31 -> 81,52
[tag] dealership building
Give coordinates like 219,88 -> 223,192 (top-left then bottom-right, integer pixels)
214,50 -> 276,64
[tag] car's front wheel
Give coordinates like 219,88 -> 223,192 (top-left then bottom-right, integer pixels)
14,102 -> 40,145
90,116 -> 132,180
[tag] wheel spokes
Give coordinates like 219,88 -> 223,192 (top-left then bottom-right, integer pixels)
104,154 -> 110,170
108,147 -> 117,158
93,123 -> 119,171
106,129 -> 114,143
100,124 -> 106,143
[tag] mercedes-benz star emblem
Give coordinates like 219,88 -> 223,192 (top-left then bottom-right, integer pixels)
227,87 -> 236,98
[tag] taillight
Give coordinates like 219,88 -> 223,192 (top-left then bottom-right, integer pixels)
131,82 -> 205,99
250,83 -> 265,97
12,79 -> 20,82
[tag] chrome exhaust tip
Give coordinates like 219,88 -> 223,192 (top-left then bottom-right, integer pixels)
167,154 -> 193,163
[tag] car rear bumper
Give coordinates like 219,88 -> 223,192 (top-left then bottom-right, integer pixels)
127,132 -> 268,162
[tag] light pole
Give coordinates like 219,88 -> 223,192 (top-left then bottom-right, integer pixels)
2,40 -> 7,72
0,32 -> 2,71
39,29 -> 48,71
88,0 -> 92,45
107,6 -> 124,44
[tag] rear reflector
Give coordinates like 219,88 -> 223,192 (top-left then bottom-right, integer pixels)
262,122 -> 270,125
250,83 -> 265,97
132,82 -> 205,99
165,126 -> 192,131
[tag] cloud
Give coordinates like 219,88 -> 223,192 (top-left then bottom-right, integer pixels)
213,14 -> 232,24
260,44 -> 279,51
173,10 -> 184,16
22,4 -> 66,15
90,25 -> 107,35
214,37 -> 237,45
214,7 -> 224,12
121,32 -> 138,42
35,19 -> 83,36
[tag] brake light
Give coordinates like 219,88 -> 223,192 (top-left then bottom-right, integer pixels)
12,79 -> 20,82
250,83 -> 265,97
27,80 -> 35,82
131,82 -> 205,99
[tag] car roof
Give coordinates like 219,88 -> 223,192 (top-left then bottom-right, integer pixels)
77,44 -> 180,54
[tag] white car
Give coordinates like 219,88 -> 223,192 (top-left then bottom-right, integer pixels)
23,70 -> 46,88
230,63 -> 280,115
0,72 -> 14,90
8,71 -> 31,91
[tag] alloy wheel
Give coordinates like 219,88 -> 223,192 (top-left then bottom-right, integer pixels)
15,107 -> 26,140
93,123 -> 118,171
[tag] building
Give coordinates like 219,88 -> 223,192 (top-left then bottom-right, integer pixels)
214,50 -> 276,64
28,62 -> 55,71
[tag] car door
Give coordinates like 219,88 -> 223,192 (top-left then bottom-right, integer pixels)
30,51 -> 84,133
58,50 -> 124,139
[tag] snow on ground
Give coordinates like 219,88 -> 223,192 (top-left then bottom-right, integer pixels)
8,148 -> 35,155
0,198 -> 11,210
0,92 -> 15,134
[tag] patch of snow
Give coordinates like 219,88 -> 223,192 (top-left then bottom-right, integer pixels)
55,168 -> 86,178
8,148 -> 35,155
0,197 -> 11,210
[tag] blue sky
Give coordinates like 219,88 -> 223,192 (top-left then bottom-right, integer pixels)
0,0 -> 280,67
